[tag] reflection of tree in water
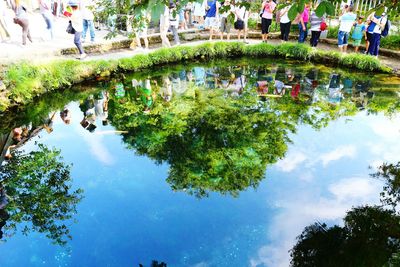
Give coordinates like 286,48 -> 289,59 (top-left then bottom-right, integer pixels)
0,144 -> 83,245
107,77 -> 358,197
109,88 -> 289,197
290,162 -> 400,267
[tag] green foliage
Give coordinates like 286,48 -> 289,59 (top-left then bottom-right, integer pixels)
0,144 -> 83,245
108,86 -> 291,197
290,206 -> 400,267
380,35 -> 400,51
1,42 -> 392,112
372,161 -> 400,209
327,25 -> 339,39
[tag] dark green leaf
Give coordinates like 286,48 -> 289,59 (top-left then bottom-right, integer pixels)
315,2 -> 326,18
288,4 -> 299,21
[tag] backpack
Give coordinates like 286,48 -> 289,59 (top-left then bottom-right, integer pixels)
381,19 -> 390,37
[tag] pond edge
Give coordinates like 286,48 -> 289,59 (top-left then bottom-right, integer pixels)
0,42 -> 393,112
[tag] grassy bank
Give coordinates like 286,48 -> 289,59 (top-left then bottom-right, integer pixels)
0,42 -> 393,112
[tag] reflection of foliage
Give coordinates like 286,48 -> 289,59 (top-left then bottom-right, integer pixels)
290,206 -> 400,267
373,162 -> 400,209
109,87 -> 289,197
0,144 -> 83,245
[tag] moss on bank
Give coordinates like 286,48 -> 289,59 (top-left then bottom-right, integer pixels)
0,42 -> 393,112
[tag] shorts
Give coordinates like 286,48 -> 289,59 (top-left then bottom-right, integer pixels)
366,32 -> 373,43
261,18 -> 272,34
204,17 -> 219,30
338,30 -> 349,47
220,17 -> 231,33
352,39 -> 361,46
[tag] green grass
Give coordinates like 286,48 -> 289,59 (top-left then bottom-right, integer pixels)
0,42 -> 392,111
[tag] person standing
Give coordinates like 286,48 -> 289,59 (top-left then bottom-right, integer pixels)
309,4 -> 324,47
279,2 -> 291,42
160,4 -> 171,47
351,16 -> 366,53
366,11 -> 387,57
193,0 -> 206,26
169,1 -> 180,45
298,3 -> 310,43
219,0 -> 233,40
0,0 -> 11,42
11,0 -> 32,45
260,0 -> 276,43
38,0 -> 54,40
235,0 -> 249,43
69,1 -> 86,59
337,6 -> 356,53
204,0 -> 220,40
132,8 -> 150,50
81,0 -> 95,43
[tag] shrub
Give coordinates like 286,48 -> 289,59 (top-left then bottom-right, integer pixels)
380,35 -> 400,50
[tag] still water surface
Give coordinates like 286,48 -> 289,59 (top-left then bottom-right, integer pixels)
0,59 -> 400,266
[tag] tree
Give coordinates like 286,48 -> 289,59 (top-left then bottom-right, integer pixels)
0,144 -> 83,245
290,206 -> 400,267
372,161 -> 400,209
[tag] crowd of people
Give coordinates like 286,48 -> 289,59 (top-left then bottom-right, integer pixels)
0,0 -> 392,59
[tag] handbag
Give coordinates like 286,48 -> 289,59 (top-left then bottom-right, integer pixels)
234,19 -> 244,30
66,21 -> 75,34
320,21 -> 327,31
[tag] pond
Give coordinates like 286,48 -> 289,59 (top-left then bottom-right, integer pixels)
1,58 -> 400,267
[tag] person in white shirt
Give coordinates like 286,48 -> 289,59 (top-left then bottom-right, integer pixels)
234,0 -> 249,43
337,6 -> 356,52
69,1 -> 86,59
366,11 -> 387,57
133,8 -> 150,50
38,0 -> 54,40
81,0 -> 95,42
169,2 -> 180,45
193,0 -> 206,25
0,0 -> 11,41
279,3 -> 291,41
160,5 -> 171,47
219,0 -> 233,40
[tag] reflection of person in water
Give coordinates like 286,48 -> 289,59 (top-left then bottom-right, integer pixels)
161,76 -> 173,102
353,80 -> 373,110
80,95 -> 97,132
193,67 -> 205,86
140,79 -> 156,114
94,91 -> 109,126
328,74 -> 344,104
60,106 -> 72,125
0,184 -> 9,240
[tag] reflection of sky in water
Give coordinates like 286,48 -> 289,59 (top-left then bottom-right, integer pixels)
0,102 -> 399,267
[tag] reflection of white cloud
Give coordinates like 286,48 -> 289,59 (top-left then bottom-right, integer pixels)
320,145 -> 356,166
250,177 -> 382,267
370,117 -> 400,140
82,133 -> 115,165
275,152 -> 307,173
329,177 -> 378,202
367,116 -> 400,169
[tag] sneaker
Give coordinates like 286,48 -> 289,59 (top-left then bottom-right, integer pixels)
79,53 -> 87,60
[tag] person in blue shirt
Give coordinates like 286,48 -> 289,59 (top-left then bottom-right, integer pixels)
204,0 -> 220,40
351,16 -> 366,53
